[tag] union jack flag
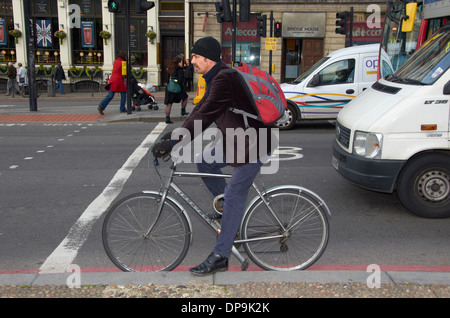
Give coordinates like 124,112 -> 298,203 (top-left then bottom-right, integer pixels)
36,19 -> 52,47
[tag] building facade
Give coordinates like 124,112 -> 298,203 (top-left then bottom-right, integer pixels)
0,0 -> 385,90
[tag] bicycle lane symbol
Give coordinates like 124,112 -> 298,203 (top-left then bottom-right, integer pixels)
270,146 -> 304,161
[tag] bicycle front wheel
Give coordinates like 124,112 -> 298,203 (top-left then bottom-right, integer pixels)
102,192 -> 191,272
241,187 -> 329,271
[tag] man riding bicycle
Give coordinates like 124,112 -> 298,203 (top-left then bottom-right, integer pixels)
152,37 -> 277,275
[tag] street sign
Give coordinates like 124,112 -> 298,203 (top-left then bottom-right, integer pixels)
265,37 -> 277,50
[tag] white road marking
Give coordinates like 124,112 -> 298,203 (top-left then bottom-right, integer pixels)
39,122 -> 167,273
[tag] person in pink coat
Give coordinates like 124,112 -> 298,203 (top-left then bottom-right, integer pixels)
98,51 -> 127,114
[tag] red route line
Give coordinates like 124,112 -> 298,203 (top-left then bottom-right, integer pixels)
0,114 -> 104,122
1,264 -> 450,275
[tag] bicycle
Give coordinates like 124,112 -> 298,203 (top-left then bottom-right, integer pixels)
102,157 -> 331,272
18,80 -> 45,98
99,73 -> 111,96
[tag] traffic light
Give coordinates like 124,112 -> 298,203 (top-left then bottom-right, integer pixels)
274,21 -> 282,37
335,11 -> 348,35
215,0 -> 232,23
257,15 -> 267,37
107,0 -> 121,13
136,0 -> 155,14
239,0 -> 250,22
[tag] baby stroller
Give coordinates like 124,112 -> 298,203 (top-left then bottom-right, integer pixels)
131,78 -> 159,111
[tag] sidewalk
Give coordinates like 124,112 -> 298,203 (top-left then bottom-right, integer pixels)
1,269 -> 450,298
0,90 -> 195,124
1,92 -> 450,298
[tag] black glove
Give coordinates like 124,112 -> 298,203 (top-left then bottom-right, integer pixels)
160,131 -> 173,141
151,139 -> 174,158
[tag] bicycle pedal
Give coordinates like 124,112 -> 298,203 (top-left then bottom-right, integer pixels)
241,259 -> 249,271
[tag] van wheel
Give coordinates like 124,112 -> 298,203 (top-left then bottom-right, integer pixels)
273,102 -> 297,130
397,153 -> 450,218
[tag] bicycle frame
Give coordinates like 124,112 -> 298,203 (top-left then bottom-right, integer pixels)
146,161 -> 287,267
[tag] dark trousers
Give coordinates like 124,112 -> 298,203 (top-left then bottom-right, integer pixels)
196,149 -> 263,258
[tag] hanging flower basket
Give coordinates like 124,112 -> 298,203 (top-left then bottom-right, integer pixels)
54,30 -> 67,45
145,31 -> 157,44
9,29 -> 22,43
100,30 -> 111,45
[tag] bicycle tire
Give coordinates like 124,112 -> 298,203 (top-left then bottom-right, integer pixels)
240,187 -> 329,271
102,192 -> 191,272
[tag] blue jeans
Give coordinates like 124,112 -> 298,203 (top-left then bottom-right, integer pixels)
99,90 -> 127,112
55,80 -> 64,94
196,149 -> 263,258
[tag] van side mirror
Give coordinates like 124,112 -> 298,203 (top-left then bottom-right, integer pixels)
308,74 -> 320,87
444,80 -> 450,95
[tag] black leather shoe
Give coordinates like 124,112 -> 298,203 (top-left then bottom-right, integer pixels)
189,252 -> 228,276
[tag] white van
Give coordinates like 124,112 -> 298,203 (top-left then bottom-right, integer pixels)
332,23 -> 450,218
275,44 -> 393,130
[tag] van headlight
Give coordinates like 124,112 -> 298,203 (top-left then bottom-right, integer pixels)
353,131 -> 383,159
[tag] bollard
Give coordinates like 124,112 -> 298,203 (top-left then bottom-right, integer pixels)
47,79 -> 55,97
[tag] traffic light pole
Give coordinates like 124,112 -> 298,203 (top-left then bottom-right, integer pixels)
23,0 -> 37,112
125,0 -> 132,115
231,0 -> 236,64
269,11 -> 273,75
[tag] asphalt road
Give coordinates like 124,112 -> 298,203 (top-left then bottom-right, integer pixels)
1,119 -> 449,275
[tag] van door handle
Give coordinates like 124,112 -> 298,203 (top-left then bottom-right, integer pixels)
346,89 -> 355,94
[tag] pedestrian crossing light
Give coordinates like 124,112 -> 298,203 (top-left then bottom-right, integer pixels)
274,22 -> 282,37
108,0 -> 121,13
335,11 -> 348,35
136,0 -> 155,13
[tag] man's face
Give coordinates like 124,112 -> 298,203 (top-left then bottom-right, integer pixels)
191,54 -> 214,75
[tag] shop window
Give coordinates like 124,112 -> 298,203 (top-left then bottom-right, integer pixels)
69,0 -> 103,65
221,15 -> 261,67
115,17 -> 148,66
0,0 -> 16,63
71,18 -> 104,65
34,17 -> 61,64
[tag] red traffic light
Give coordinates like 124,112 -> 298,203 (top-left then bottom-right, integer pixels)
274,21 -> 282,37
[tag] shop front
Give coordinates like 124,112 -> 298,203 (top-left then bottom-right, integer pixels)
281,12 -> 326,83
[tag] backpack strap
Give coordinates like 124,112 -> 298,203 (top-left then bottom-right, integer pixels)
228,107 -> 258,129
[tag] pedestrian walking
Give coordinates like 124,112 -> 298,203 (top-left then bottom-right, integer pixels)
164,56 -> 189,123
5,62 -> 18,96
152,37 -> 276,275
17,63 -> 27,86
98,51 -> 127,115
184,59 -> 194,92
53,62 -> 66,94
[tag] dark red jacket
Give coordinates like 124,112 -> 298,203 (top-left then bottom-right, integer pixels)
181,63 -> 276,166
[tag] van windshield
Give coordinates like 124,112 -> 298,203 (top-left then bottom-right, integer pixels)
291,57 -> 330,84
387,27 -> 450,85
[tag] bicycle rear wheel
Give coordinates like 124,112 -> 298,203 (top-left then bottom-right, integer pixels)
102,192 -> 191,272
240,187 -> 329,271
